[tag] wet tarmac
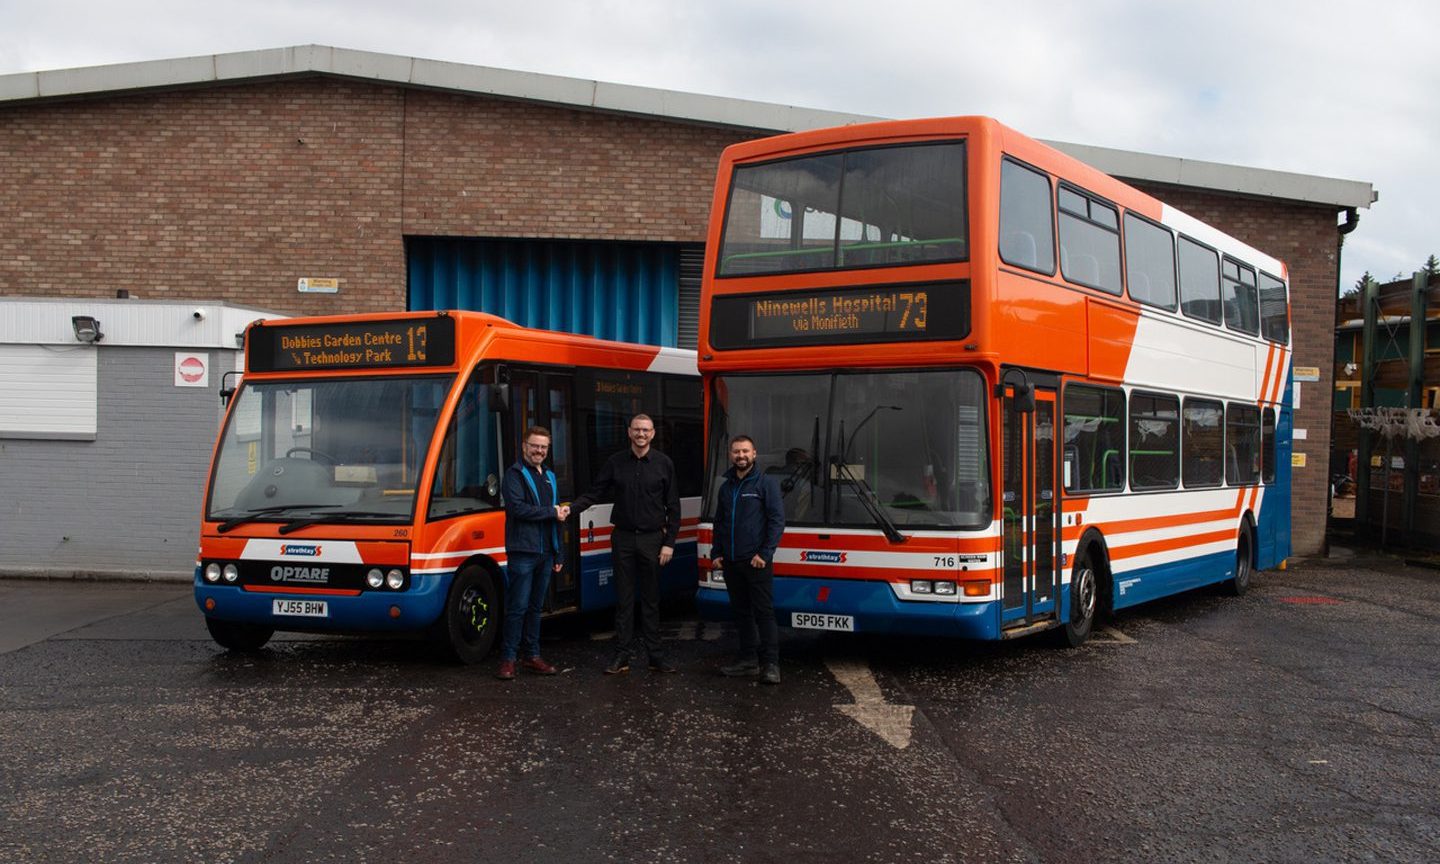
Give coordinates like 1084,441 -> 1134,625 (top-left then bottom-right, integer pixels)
2,557 -> 1438,863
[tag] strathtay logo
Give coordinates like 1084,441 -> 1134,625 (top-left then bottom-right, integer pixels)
280,544 -> 323,557
800,550 -> 847,564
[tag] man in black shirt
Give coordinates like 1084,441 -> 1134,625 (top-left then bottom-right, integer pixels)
573,413 -> 681,674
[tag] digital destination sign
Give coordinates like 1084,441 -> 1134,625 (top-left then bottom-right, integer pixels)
247,316 -> 456,372
709,282 -> 968,349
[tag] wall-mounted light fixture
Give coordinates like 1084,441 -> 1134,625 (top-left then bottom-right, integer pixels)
71,315 -> 103,343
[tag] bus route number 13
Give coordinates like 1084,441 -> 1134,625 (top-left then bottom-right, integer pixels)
406,325 -> 428,362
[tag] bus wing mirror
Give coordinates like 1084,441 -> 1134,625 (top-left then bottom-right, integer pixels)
219,370 -> 242,407
488,383 -> 510,412
1008,385 -> 1035,413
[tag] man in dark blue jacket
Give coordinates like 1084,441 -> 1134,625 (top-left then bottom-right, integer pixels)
711,434 -> 786,684
497,425 -> 568,681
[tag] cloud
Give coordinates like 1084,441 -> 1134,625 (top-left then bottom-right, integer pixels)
1,0 -> 1435,288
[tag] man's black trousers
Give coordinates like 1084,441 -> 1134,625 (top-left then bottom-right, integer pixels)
723,558 -> 778,665
611,528 -> 664,662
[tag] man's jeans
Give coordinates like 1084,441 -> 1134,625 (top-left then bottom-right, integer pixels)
501,551 -> 553,661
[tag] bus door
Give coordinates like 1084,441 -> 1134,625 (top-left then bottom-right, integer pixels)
1000,381 -> 1060,629
507,368 -> 580,613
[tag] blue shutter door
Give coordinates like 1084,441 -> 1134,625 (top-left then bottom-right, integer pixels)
407,237 -> 679,347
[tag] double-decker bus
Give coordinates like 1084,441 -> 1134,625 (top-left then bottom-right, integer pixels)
697,117 -> 1291,645
196,311 -> 701,662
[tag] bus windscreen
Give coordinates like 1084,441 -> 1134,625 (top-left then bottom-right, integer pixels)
717,141 -> 967,277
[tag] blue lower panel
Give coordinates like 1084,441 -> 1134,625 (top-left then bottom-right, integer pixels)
1111,550 -> 1234,609
194,571 -> 452,633
697,577 -> 1000,640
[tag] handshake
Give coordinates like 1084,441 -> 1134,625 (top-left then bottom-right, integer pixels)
553,503 -> 572,521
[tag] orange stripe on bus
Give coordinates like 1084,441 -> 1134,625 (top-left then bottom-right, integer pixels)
1108,529 -> 1236,561
242,585 -> 363,596
1259,343 -> 1276,405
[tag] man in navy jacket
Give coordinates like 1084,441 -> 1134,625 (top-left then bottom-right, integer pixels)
710,435 -> 786,684
497,425 -> 568,680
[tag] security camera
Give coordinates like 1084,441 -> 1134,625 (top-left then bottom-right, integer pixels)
192,309 -> 206,320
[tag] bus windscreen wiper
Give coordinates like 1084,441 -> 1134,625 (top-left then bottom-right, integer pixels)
829,457 -> 907,545
215,504 -> 338,533
276,511 -> 407,535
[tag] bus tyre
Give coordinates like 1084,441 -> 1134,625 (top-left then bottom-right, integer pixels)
1223,531 -> 1253,597
1056,552 -> 1097,648
435,565 -> 498,665
205,617 -> 274,652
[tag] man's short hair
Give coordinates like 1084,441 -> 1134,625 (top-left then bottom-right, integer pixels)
629,413 -> 654,429
525,425 -> 552,441
730,434 -> 755,448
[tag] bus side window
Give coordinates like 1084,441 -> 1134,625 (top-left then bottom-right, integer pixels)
1001,231 -> 1038,268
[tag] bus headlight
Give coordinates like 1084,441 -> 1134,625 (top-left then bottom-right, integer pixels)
204,563 -> 222,583
222,564 -> 239,583
934,580 -> 957,595
911,579 -> 933,594
386,569 -> 404,590
366,568 -> 384,589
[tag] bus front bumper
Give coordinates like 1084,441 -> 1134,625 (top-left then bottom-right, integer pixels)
194,569 -> 451,632
697,577 -> 999,640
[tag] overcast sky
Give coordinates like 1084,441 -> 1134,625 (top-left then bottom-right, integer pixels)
2,0 -> 1435,293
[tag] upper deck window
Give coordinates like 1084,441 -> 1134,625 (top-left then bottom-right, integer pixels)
1057,185 -> 1122,295
1222,257 -> 1260,336
1123,213 -> 1177,310
999,158 -> 1056,274
1178,236 -> 1222,324
717,141 -> 967,277
1258,272 -> 1289,344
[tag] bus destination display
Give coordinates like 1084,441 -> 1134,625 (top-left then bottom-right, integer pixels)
248,316 -> 456,372
709,282 -> 968,349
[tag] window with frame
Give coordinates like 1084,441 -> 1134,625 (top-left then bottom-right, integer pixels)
1261,407 -> 1277,484
1129,391 -> 1180,490
428,368 -> 502,520
1178,236 -> 1222,324
1063,384 -> 1125,493
1222,257 -> 1260,336
1058,185 -> 1121,295
1258,272 -> 1289,344
998,158 -> 1055,274
1226,403 -> 1261,486
1182,398 -> 1224,487
717,142 -> 967,276
1123,213 -> 1177,310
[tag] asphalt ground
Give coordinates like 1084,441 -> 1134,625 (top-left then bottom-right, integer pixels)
1,556 -> 1438,863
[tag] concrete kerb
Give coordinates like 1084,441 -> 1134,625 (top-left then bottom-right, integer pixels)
0,567 -> 192,584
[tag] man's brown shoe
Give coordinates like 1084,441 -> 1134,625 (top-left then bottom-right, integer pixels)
496,660 -> 516,681
521,657 -> 558,675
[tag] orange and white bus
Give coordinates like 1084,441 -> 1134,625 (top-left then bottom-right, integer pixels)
196,311 -> 701,662
697,117 -> 1291,645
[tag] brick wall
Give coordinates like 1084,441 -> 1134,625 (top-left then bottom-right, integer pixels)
0,78 -> 747,316
1132,183 -> 1340,556
0,347 -> 231,575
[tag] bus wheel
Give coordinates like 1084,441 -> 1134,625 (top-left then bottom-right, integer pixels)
205,617 -> 274,652
435,565 -> 498,665
1222,531 -> 1253,597
1056,551 -> 1097,648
